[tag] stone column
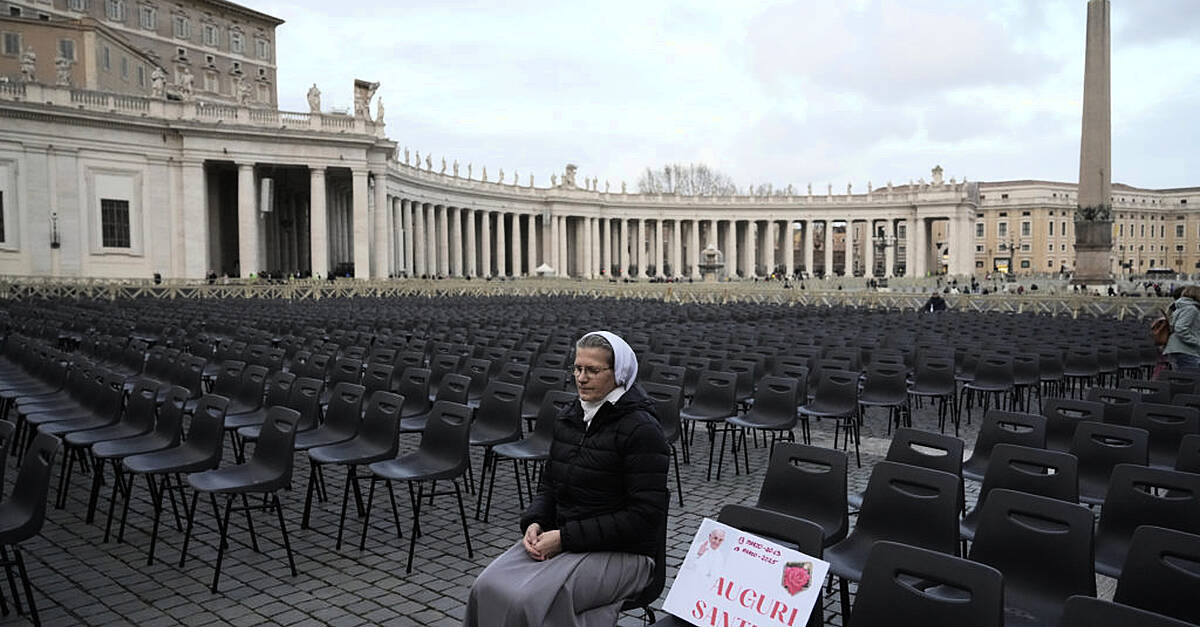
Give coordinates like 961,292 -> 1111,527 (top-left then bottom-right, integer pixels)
784,220 -> 795,279
237,163 -> 259,277
507,214 -> 519,276
558,216 -> 568,277
390,196 -> 400,276
180,161 -> 209,278
863,219 -> 875,278
465,208 -> 477,277
402,199 -> 413,276
636,219 -> 648,278
496,212 -> 507,277
689,219 -> 701,279
351,170 -> 370,278
707,218 -> 717,250
671,219 -> 682,277
600,218 -> 609,276
653,219 -> 664,277
372,174 -> 388,278
884,220 -> 896,277
425,203 -> 437,276
905,217 -> 917,277
766,220 -> 778,276
801,221 -> 813,278
309,167 -> 328,278
527,213 -> 538,275
413,202 -> 426,277
620,219 -> 630,278
747,221 -> 758,277
727,220 -> 739,279
824,220 -> 834,277
549,215 -> 559,276
914,216 -> 928,277
449,207 -> 462,277
481,211 -> 492,277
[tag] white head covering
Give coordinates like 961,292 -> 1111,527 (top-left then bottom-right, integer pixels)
580,330 -> 638,387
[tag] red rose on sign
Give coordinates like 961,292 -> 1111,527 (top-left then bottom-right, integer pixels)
782,562 -> 812,596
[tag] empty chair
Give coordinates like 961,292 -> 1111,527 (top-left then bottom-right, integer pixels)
1041,397 -> 1105,451
483,390 -> 576,519
363,401 -> 475,573
294,382 -> 365,451
1059,596 -> 1193,627
1178,433 -> 1200,475
967,489 -> 1095,627
1061,349 -> 1099,396
680,371 -> 738,481
641,382 -> 685,504
755,442 -> 848,547
460,357 -> 492,403
1085,386 -> 1140,425
1094,464 -> 1200,577
960,444 -> 1078,545
1113,525 -> 1200,626
471,381 -> 525,521
1120,378 -> 1171,404
648,365 -> 686,395
1071,421 -> 1149,505
360,363 -> 395,397
1130,402 -> 1200,468
907,355 -> 958,435
722,376 -> 799,478
182,406 -> 301,592
494,361 -> 529,387
520,367 -> 568,425
847,541 -> 1002,627
858,364 -> 910,435
962,410 -> 1047,482
395,367 -> 433,424
303,391 -> 403,548
799,370 -> 861,466
961,354 -> 1015,423
427,353 -> 461,399
825,461 -> 961,621
1160,369 -> 1200,399
850,427 -> 964,511
0,433 -> 61,627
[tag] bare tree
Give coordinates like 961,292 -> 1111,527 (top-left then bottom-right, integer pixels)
637,163 -> 738,196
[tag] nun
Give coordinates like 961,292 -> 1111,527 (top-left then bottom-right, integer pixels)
463,331 -> 669,627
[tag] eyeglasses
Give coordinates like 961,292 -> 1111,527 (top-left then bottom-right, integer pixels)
572,365 -> 612,378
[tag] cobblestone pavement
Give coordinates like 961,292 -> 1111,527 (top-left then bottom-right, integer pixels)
1,397 -> 1116,626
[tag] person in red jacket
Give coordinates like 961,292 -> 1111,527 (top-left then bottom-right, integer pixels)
463,331 -> 669,627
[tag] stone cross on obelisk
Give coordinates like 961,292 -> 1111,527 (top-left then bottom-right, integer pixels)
1072,0 -> 1114,286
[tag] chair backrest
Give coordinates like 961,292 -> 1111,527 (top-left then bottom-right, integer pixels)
184,394 -> 230,467
361,363 -> 395,396
233,364 -> 268,407
0,420 -> 14,500
972,354 -> 1014,388
1160,370 -> 1200,399
287,377 -> 324,431
854,461 -> 961,556
394,350 -> 425,371
5,432 -> 62,540
688,371 -> 738,415
475,381 -> 525,441
885,427 -> 964,482
1097,465 -> 1200,568
263,370 -> 296,409
524,367 -> 568,412
420,401 -> 473,473
155,385 -> 189,446
325,382 -> 366,433
969,410 -> 1047,463
495,361 -> 529,386
124,379 -> 159,432
969,489 -> 1096,606
434,373 -> 470,405
649,365 -> 686,391
428,353 -> 461,390
1085,387 -> 1140,425
980,443 -> 1079,506
718,504 -> 824,557
1120,378 -> 1172,404
747,376 -> 799,423
359,390 -> 404,456
912,355 -> 955,390
530,390 -> 575,442
1131,402 -> 1200,468
329,357 -> 363,387
849,541 -> 1003,627
756,442 -> 848,545
212,360 -> 247,397
1113,525 -> 1200,626
809,369 -> 859,414
1060,595 -> 1194,627
460,357 -> 492,399
396,367 -> 433,417
251,406 -> 301,483
640,382 -> 682,443
1041,397 -> 1105,451
1071,421 -> 1149,486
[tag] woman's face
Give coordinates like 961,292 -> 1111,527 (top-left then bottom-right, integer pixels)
574,346 -> 617,403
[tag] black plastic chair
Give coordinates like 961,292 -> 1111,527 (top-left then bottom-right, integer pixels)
619,489 -> 669,625
968,489 -> 1095,627
908,355 -> 959,435
1094,464 -> 1200,578
1113,525 -> 1200,626
520,367 -> 568,425
294,382 -> 365,451
0,432 -> 60,627
303,391 -> 403,548
825,461 -> 961,621
1059,595 -> 1193,627
1178,433 -> 1200,476
1071,421 -> 1149,505
642,382 -> 686,503
847,541 -> 1002,627
471,380 -> 524,521
1120,378 -> 1171,404
484,390 -> 575,520
753,442 -> 849,542
962,410 -> 1046,482
649,365 -> 686,394
119,394 -> 230,565
960,443 -> 1078,545
723,376 -> 799,478
1041,397 -> 1105,451
1160,369 -> 1200,399
849,427 -> 964,512
1130,402 -> 1200,468
396,367 -> 433,422
360,363 -> 395,397
1085,386 -> 1140,426
71,379 -> 160,523
363,401 -> 474,573
799,370 -> 861,466
182,406 -> 301,592
961,354 -> 1015,423
680,370 -> 738,481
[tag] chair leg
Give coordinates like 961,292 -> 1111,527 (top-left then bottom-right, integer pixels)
481,450 -> 499,523
386,480 -> 403,541
335,465 -> 354,551
671,446 -> 683,507
178,488 -> 201,569
511,458 -> 525,511
358,477 -> 377,551
272,493 -> 297,578
454,479 -> 473,560
210,493 -> 236,593
474,448 -> 492,519
241,493 -> 260,553
147,475 -> 168,566
0,546 -> 22,617
406,482 -> 423,574
12,547 -> 37,627
301,461 -> 318,530
839,576 -> 851,626
86,457 -> 105,525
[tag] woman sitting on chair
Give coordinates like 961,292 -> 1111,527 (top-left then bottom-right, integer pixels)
464,331 -> 669,627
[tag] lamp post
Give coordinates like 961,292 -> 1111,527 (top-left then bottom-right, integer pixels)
871,226 -> 896,278
49,212 -> 60,249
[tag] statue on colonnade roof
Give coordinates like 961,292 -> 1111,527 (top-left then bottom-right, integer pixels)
353,79 -> 380,119
307,83 -> 321,113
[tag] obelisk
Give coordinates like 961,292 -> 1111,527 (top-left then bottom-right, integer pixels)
1072,0 -> 1113,286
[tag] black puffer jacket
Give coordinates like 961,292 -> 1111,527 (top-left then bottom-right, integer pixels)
520,383 -> 669,558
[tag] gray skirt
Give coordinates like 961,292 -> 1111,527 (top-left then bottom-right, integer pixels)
462,542 -> 653,627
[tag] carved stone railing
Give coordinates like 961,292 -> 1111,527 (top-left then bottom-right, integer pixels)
1,82 -> 382,137
0,277 -> 1168,318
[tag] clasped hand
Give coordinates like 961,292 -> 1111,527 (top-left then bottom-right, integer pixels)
523,523 -> 562,561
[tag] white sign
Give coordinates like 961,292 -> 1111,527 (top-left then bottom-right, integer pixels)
663,518 -> 830,627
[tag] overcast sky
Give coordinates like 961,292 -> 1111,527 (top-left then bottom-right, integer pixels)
257,0 -> 1200,192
